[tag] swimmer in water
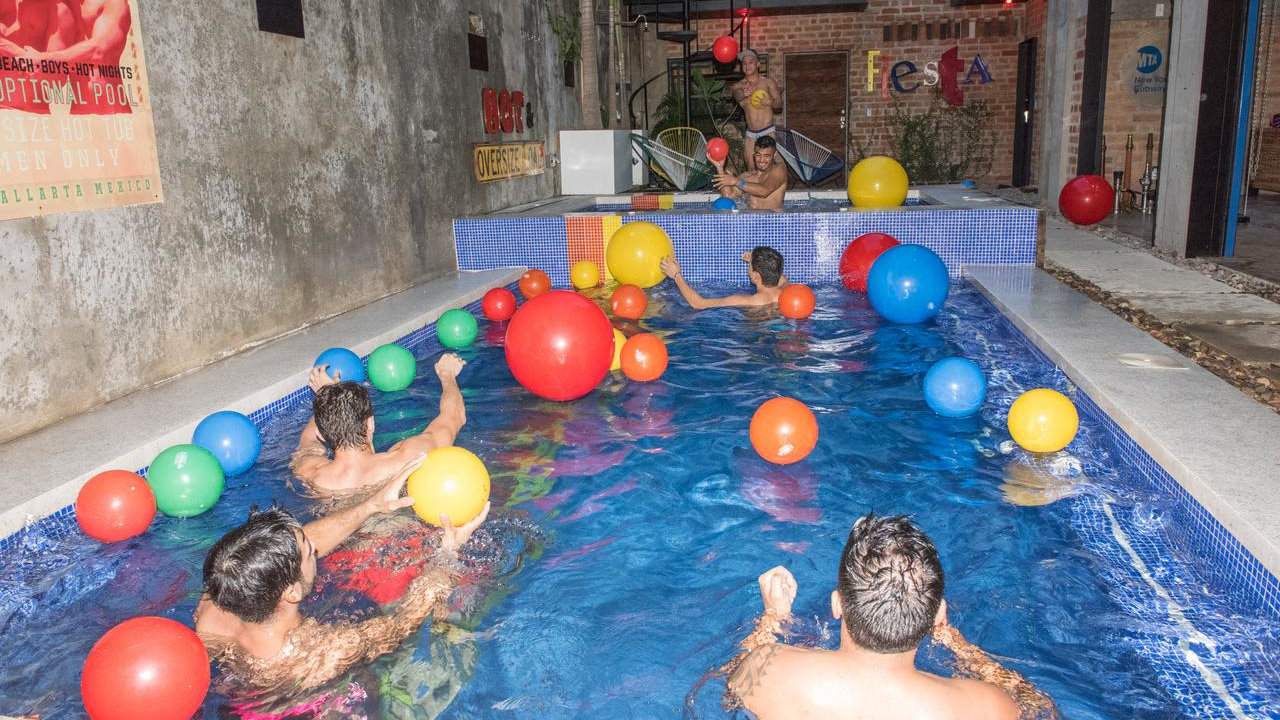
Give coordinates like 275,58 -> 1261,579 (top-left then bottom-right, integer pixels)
195,455 -> 491,693
725,515 -> 1056,720
660,246 -> 787,310
292,353 -> 467,496
712,135 -> 788,212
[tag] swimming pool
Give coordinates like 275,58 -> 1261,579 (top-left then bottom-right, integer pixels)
0,281 -> 1275,718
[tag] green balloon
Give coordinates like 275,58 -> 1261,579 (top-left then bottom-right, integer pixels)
368,343 -> 416,392
147,444 -> 225,517
437,309 -> 478,349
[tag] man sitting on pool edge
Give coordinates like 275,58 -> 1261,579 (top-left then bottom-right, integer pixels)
195,456 -> 490,693
712,135 -> 788,212
292,353 -> 467,496
660,246 -> 787,310
726,514 -> 1056,719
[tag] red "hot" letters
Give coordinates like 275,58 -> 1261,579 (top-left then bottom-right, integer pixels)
482,88 -> 526,134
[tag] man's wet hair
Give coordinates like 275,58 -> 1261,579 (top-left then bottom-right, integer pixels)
836,514 -> 945,653
203,508 -> 304,623
755,135 -> 777,151
750,246 -> 784,287
313,381 -> 373,450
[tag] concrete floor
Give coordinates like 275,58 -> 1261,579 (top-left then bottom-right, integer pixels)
1217,191 -> 1280,286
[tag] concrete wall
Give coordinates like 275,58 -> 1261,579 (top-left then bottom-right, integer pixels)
0,0 -> 580,444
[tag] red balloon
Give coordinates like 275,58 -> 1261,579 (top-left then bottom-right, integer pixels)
707,138 -> 729,163
839,233 -> 899,292
620,333 -> 669,382
1058,175 -> 1114,226
76,470 -> 156,543
505,290 -> 614,401
749,397 -> 819,465
712,36 -> 739,64
482,287 -> 516,322
779,284 -> 816,319
81,617 -> 210,720
519,269 -> 551,300
611,284 -> 649,320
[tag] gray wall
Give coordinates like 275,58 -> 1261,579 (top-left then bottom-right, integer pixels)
0,0 -> 580,443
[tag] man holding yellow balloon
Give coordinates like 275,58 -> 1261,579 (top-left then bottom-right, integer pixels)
731,49 -> 783,162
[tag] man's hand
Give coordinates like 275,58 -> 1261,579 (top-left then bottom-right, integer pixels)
435,353 -> 466,381
757,566 -> 796,618
440,502 -> 491,554
740,251 -> 752,263
660,256 -> 682,279
715,172 -> 741,190
309,365 -> 340,393
361,453 -> 425,515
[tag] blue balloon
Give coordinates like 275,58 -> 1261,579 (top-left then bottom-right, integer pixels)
193,410 -> 262,477
923,357 -> 987,418
315,347 -> 366,383
712,197 -> 736,211
866,245 -> 950,324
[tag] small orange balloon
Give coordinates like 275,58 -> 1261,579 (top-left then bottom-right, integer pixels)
611,284 -> 649,320
779,284 -> 816,319
519,269 -> 551,299
620,333 -> 668,382
749,397 -> 819,465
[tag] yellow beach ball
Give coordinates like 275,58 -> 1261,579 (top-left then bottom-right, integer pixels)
571,260 -> 600,289
611,328 -> 626,372
1007,389 -> 1079,454
606,221 -> 673,289
847,155 -> 909,208
406,447 -> 491,527
750,89 -> 769,108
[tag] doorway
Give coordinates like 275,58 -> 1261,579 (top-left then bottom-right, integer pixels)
1013,37 -> 1037,188
784,52 -> 849,188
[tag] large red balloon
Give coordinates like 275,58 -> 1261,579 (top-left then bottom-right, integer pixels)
620,333 -> 669,382
611,284 -> 649,320
712,36 -> 739,64
749,397 -> 819,465
1058,175 -> 1114,226
779,284 -> 816,319
519,269 -> 551,300
76,470 -> 156,543
482,287 -> 516,322
707,138 -> 729,163
81,617 -> 210,720
505,291 -> 614,401
839,233 -> 898,292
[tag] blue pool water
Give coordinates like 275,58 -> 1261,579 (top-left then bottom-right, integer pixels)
0,283 -> 1277,718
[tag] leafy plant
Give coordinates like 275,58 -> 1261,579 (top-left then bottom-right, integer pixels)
888,92 -> 995,183
651,69 -> 746,173
547,6 -> 581,65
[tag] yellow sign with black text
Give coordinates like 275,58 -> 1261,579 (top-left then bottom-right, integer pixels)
473,141 -> 545,183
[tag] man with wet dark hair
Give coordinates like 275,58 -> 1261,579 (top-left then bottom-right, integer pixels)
712,135 -> 788,212
726,514 -> 1055,719
195,456 -> 490,692
292,353 -> 467,497
660,246 -> 787,310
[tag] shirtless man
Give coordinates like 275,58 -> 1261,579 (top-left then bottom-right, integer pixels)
727,515 -> 1056,720
713,135 -> 788,212
195,457 -> 491,693
660,246 -> 786,310
292,354 -> 466,498
731,49 -> 782,162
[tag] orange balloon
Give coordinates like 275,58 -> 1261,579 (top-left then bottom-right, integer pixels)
749,397 -> 819,465
779,284 -> 816,319
519,269 -> 551,299
611,284 -> 649,320
620,333 -> 668,382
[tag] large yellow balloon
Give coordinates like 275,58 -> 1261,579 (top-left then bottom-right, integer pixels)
571,260 -> 600,289
847,156 -> 909,208
610,328 -> 626,372
1007,389 -> 1079,453
606,222 -> 673,288
406,447 -> 491,527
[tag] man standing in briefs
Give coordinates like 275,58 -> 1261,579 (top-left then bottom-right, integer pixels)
732,48 -> 782,161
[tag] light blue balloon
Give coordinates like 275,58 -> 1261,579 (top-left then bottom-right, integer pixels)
923,357 -> 987,418
712,197 -> 736,211
192,410 -> 262,477
315,347 -> 366,383
866,245 -> 950,324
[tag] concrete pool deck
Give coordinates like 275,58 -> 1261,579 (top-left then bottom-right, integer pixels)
0,268 -> 522,540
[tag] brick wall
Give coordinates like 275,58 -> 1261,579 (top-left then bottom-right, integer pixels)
1064,14 -> 1088,177
670,1 -> 1031,184
1101,17 -> 1170,192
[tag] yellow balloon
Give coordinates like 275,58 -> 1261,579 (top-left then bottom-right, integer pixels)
750,89 -> 769,107
611,328 -> 626,372
571,260 -> 600,289
1007,389 -> 1079,454
606,221 -> 673,288
847,155 -> 909,208
406,447 -> 491,527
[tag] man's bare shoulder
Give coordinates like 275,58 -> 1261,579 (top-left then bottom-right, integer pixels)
730,643 -> 824,705
943,675 -> 1021,719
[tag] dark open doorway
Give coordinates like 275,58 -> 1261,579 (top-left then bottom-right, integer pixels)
1013,37 -> 1037,188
